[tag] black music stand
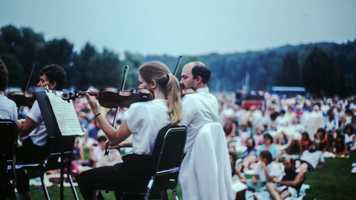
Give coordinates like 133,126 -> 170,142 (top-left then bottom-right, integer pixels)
32,90 -> 83,200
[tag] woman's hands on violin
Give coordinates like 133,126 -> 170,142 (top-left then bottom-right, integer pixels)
85,90 -> 132,147
85,91 -> 101,115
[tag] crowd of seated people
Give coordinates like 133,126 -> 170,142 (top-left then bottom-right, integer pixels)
218,92 -> 356,200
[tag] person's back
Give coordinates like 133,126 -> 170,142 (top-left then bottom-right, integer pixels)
300,145 -> 324,169
0,94 -> 17,121
0,59 -> 17,121
181,87 -> 219,152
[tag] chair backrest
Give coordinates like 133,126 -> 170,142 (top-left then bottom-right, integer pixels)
150,124 -> 187,191
0,119 -> 18,160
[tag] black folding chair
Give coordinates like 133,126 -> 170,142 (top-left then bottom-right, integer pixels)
0,119 -> 18,199
119,124 -> 187,200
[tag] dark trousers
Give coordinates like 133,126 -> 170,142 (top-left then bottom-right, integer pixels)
77,154 -> 154,200
15,138 -> 48,193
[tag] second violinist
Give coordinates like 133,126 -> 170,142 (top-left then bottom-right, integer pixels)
16,64 -> 67,199
77,61 -> 182,199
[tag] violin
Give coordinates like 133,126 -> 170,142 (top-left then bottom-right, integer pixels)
5,61 -> 36,107
62,65 -> 154,108
7,89 -> 35,107
62,87 -> 153,108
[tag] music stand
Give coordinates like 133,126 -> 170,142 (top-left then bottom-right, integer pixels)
34,89 -> 83,200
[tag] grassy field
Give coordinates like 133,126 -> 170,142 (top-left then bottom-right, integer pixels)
304,153 -> 356,200
29,153 -> 356,200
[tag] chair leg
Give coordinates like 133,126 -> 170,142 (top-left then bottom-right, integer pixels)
40,174 -> 51,200
12,157 -> 17,189
172,190 -> 179,200
60,165 -> 64,200
144,191 -> 150,200
67,170 -> 79,200
161,190 -> 168,200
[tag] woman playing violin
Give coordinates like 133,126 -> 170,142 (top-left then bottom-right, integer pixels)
77,61 -> 182,200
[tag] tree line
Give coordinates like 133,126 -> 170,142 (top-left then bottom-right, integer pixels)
1,25 -> 355,96
0,25 -> 143,90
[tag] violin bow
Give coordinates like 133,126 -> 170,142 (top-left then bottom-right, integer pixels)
112,65 -> 129,127
120,65 -> 130,91
105,65 -> 130,156
25,63 -> 36,92
173,56 -> 183,76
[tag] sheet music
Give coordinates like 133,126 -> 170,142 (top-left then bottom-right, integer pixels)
46,92 -> 84,136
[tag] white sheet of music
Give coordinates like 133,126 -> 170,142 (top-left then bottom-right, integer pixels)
46,92 -> 84,136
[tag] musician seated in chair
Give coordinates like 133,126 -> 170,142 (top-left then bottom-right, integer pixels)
0,59 -> 18,198
16,64 -> 67,200
77,61 -> 182,200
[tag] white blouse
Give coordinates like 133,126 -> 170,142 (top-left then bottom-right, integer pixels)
123,99 -> 170,155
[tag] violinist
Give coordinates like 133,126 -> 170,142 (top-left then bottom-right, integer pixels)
179,61 -> 219,153
178,61 -> 225,199
77,61 -> 182,200
0,59 -> 18,198
16,64 -> 67,200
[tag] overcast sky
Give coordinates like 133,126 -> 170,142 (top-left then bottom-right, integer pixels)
1,0 -> 355,55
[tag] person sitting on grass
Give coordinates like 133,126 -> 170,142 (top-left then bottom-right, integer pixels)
267,156 -> 307,200
299,143 -> 324,171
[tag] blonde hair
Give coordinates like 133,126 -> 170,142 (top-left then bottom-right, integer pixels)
138,61 -> 182,124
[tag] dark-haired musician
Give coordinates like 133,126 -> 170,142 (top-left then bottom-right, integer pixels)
16,64 -> 67,200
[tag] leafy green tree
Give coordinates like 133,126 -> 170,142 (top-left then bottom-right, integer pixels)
71,44 -> 122,89
71,43 -> 98,89
276,52 -> 302,86
38,39 -> 74,67
302,48 -> 342,96
87,49 -> 121,88
0,54 -> 24,87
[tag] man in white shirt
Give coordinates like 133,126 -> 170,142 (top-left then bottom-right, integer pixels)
16,64 -> 67,200
300,144 -> 324,170
179,62 -> 235,200
179,61 -> 220,152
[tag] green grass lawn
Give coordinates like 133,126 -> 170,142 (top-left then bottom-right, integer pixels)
304,153 -> 356,200
29,153 -> 356,200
